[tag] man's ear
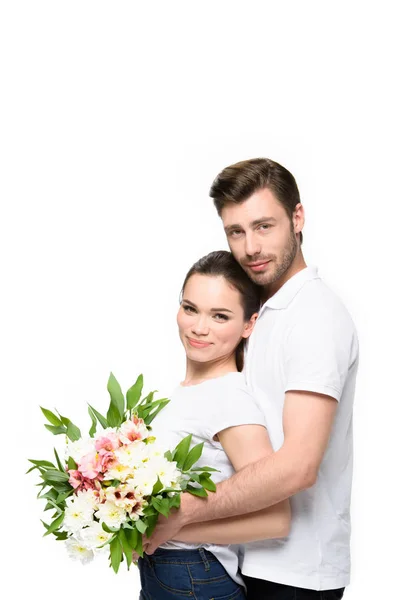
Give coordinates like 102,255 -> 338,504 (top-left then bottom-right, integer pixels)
242,312 -> 258,339
293,203 -> 305,237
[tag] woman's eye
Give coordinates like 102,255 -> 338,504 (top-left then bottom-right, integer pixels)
214,313 -> 229,321
183,305 -> 196,313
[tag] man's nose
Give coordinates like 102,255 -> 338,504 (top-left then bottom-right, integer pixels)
245,233 -> 261,257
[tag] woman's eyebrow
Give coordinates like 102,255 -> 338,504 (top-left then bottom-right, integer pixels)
182,299 -> 233,314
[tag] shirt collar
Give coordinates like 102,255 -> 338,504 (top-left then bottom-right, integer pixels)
259,265 -> 320,313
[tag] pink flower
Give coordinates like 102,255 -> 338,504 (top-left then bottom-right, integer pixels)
95,432 -> 120,453
79,451 -> 102,479
119,416 -> 148,445
99,450 -> 115,472
68,470 -> 100,492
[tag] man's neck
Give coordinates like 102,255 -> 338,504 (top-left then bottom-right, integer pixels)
262,252 -> 307,302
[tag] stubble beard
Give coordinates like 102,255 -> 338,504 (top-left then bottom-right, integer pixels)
242,228 -> 298,288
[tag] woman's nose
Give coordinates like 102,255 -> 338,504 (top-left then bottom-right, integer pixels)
192,316 -> 209,335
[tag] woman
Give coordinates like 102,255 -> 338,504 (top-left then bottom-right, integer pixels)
139,251 -> 290,599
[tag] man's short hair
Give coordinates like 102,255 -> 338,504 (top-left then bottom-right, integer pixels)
209,157 -> 303,243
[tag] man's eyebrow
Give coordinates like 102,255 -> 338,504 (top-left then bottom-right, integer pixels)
251,217 -> 277,227
181,299 -> 233,314
224,217 -> 277,233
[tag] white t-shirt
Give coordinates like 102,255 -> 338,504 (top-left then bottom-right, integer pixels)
150,372 -> 266,586
242,266 -> 359,591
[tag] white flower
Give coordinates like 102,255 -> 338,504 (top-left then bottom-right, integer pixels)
114,441 -> 144,469
79,521 -> 113,550
104,483 -> 146,521
103,462 -> 132,482
77,489 -> 101,510
65,537 -> 94,564
131,466 -> 158,496
153,458 -> 182,490
63,495 -> 94,534
95,500 -> 127,528
66,437 -> 96,464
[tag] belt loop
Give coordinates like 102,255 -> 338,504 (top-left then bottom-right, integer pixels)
198,547 -> 210,571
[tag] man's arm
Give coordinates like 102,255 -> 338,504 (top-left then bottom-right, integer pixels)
144,390 -> 337,553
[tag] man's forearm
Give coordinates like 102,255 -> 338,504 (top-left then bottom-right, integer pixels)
181,444 -> 312,526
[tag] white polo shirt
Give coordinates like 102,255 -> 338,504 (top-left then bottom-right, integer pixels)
242,266 -> 359,591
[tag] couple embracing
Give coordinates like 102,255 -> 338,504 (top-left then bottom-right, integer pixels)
138,158 -> 359,600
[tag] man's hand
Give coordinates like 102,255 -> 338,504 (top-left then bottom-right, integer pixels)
144,509 -> 186,555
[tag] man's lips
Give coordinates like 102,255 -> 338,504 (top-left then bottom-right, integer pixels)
246,260 -> 271,272
187,337 -> 212,348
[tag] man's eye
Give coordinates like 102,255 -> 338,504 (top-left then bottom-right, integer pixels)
230,230 -> 243,237
258,224 -> 270,231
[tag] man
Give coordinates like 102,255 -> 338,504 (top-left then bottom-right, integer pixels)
145,158 -> 359,599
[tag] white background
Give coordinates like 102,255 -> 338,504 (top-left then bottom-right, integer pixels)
1,2 -> 399,598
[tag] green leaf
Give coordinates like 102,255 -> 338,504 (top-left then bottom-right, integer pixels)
152,477 -> 163,495
41,469 -> 70,483
164,450 -> 173,461
190,466 -> 219,472
54,531 -> 68,541
119,529 -> 133,570
44,512 -> 64,536
67,456 -> 78,470
125,528 -> 139,553
66,421 -> 81,442
170,494 -> 181,509
39,489 -> 58,502
56,490 -> 73,504
88,406 -> 97,437
186,485 -> 208,498
44,424 -> 67,435
110,537 -> 123,574
28,459 -> 56,469
135,519 -> 147,534
151,497 -> 170,518
88,404 -> 108,429
182,442 -> 204,471
126,374 -> 144,411
54,448 -> 64,471
41,407 -> 63,426
106,372 -> 125,428
199,474 -> 216,492
145,400 -> 170,425
173,434 -> 192,469
102,522 -> 119,534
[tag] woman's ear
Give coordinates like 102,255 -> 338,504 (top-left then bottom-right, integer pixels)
242,312 -> 258,339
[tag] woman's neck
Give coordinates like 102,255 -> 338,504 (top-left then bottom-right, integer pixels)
181,355 -> 238,387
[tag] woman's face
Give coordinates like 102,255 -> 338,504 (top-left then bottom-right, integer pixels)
177,274 -> 256,364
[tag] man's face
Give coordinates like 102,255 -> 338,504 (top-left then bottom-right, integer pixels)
221,188 -> 301,288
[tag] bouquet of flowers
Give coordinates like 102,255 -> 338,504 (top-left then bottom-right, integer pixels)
28,373 -> 217,573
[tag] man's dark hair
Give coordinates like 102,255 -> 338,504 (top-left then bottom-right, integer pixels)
209,157 -> 303,243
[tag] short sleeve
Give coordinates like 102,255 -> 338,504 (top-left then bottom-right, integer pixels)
283,304 -> 358,401
204,384 -> 267,442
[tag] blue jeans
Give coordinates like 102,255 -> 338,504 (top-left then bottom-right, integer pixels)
138,547 -> 246,599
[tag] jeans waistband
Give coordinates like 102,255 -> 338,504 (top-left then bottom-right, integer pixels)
145,548 -> 215,570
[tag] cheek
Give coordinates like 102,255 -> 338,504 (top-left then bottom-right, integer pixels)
217,321 -> 245,345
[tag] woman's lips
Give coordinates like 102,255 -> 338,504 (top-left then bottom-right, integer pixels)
187,337 -> 212,348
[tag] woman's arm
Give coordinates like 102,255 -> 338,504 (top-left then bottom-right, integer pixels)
174,424 -> 291,544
